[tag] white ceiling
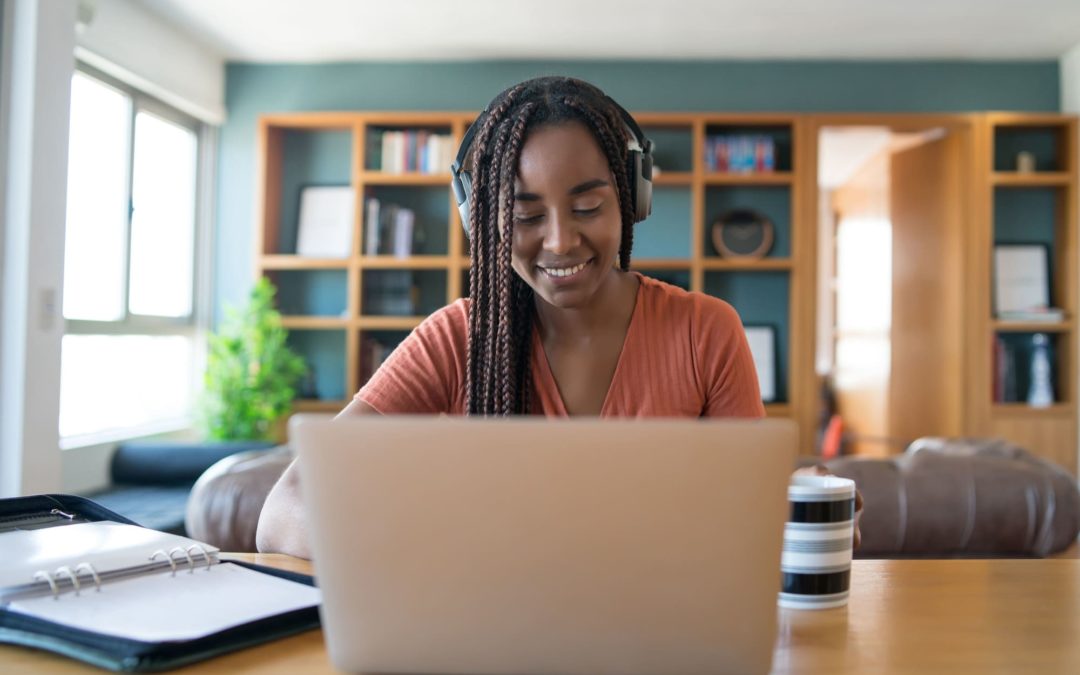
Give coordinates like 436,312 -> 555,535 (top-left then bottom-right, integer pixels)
141,0 -> 1080,63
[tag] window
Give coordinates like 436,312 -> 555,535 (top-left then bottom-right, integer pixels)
59,68 -> 204,444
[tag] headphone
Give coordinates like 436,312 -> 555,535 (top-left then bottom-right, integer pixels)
450,96 -> 654,239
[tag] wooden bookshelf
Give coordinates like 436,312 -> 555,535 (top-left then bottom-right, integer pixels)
254,111 -> 809,453
974,114 -> 1078,473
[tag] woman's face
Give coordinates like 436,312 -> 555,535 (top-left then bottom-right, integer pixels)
508,121 -> 624,310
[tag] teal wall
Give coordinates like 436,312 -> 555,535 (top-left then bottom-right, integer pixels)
216,59 -> 1060,319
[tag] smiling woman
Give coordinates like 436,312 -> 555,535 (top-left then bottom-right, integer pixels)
341,76 -> 764,419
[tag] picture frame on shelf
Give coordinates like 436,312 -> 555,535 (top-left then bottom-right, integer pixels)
993,244 -> 1050,316
296,185 -> 353,258
743,324 -> 777,403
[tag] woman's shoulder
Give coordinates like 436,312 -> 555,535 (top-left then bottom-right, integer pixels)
636,273 -> 740,328
410,298 -> 471,345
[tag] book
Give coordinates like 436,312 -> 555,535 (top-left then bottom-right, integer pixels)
0,494 -> 321,671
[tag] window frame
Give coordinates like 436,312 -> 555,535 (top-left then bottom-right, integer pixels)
60,62 -> 213,449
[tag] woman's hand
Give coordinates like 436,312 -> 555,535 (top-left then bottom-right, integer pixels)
791,465 -> 863,550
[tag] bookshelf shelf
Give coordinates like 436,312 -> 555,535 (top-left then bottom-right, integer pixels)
358,171 -> 453,186
702,258 -> 793,271
990,172 -> 1071,187
357,316 -> 426,330
703,172 -> 794,186
992,320 -> 1073,333
260,255 -> 351,270
359,255 -> 451,269
294,399 -> 348,412
631,258 -> 692,270
281,317 -> 349,329
990,403 -> 1073,417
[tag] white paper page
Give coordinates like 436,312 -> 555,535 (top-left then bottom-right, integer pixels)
0,522 -> 218,591
296,186 -> 353,258
8,563 -> 321,642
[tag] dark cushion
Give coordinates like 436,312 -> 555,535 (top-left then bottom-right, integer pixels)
826,437 -> 1079,557
185,448 -> 294,552
111,440 -> 276,485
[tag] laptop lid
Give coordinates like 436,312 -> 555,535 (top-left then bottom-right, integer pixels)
295,415 -> 796,675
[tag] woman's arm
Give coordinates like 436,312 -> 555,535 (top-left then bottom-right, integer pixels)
255,398 -> 379,559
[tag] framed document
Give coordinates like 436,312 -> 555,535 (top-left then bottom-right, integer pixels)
743,325 -> 777,402
993,245 -> 1049,315
296,185 -> 353,258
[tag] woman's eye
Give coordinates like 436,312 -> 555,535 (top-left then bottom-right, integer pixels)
573,206 -> 601,217
513,213 -> 542,224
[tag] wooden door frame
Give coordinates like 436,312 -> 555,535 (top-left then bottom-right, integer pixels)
797,114 -> 979,456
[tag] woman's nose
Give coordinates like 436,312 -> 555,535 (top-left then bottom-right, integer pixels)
542,211 -> 581,255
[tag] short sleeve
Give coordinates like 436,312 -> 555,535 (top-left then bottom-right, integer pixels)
355,299 -> 469,414
693,296 -> 766,418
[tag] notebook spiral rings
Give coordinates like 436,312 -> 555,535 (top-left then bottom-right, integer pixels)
31,544 -> 212,600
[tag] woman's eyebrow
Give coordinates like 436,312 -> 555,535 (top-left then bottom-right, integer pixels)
514,178 -> 610,202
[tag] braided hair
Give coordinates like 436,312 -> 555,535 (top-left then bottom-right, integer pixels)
464,76 -> 637,416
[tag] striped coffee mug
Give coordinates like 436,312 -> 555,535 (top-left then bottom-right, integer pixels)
778,474 -> 856,610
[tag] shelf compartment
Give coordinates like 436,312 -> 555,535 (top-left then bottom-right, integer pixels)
639,125 -> 694,173
362,269 -> 447,317
268,269 -> 348,317
288,329 -> 348,402
362,186 -> 450,256
270,128 -> 353,255
992,331 -> 1068,406
993,124 -> 1069,173
636,186 -> 693,259
358,329 -> 414,386
704,185 -> 792,259
703,124 -> 793,173
704,270 -> 790,404
363,124 -> 453,174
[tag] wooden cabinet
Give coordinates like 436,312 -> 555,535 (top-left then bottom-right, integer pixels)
972,114 -> 1078,473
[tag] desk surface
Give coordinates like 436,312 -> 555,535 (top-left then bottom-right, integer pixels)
5,554 -> 1079,674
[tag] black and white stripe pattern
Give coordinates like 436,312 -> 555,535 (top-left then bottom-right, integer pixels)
779,477 -> 856,610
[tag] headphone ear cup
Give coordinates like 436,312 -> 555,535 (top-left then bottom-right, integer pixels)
454,170 -> 473,239
627,150 -> 653,223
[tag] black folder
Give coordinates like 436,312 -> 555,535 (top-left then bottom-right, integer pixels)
0,494 -> 321,672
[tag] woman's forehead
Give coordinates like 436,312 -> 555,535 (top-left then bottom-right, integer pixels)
514,122 -> 612,190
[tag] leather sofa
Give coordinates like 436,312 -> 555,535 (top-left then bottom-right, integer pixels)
186,437 -> 1079,557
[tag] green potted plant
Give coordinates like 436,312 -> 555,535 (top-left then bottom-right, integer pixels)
201,277 -> 307,442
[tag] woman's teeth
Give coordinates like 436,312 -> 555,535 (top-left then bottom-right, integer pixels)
542,261 -> 588,278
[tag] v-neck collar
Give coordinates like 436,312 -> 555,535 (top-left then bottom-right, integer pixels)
531,272 -> 645,416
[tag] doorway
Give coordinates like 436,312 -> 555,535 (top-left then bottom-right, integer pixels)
812,118 -> 971,456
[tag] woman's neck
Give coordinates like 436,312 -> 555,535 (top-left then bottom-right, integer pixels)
534,269 -> 640,344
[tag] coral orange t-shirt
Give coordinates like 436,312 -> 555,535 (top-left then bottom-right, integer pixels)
356,273 -> 765,418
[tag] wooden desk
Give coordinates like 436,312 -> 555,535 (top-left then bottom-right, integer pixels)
5,555 -> 1079,674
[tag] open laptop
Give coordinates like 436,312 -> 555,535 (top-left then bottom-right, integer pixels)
293,415 -> 797,675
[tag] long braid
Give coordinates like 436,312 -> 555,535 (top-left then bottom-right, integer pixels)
464,77 -> 639,415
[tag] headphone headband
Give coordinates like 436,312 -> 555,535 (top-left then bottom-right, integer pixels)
451,94 -> 654,238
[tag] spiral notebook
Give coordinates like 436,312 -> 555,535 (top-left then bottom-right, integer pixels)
0,494 -> 322,671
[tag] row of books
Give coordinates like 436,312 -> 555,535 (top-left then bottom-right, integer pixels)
364,198 -> 423,256
376,131 -> 455,174
995,307 -> 1065,323
992,333 -> 1056,404
359,335 -> 394,383
362,270 -> 418,317
704,135 -> 777,173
